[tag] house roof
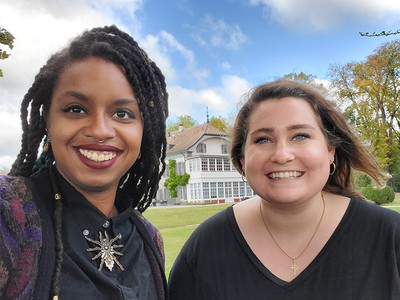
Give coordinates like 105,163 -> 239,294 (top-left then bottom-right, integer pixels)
167,123 -> 228,154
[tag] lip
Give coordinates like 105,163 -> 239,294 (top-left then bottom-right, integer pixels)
267,171 -> 304,179
74,144 -> 122,169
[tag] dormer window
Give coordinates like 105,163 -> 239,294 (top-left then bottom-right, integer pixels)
196,142 -> 207,153
221,144 -> 228,154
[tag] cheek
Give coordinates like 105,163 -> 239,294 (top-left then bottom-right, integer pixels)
302,150 -> 330,172
125,127 -> 143,149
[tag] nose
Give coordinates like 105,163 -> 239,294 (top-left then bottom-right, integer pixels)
83,112 -> 116,141
270,141 -> 295,164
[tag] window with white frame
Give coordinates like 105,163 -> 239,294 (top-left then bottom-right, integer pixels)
209,158 -> 216,171
196,143 -> 207,153
203,182 -> 210,199
233,182 -> 239,197
218,182 -> 224,197
240,182 -> 246,196
221,144 -> 228,154
210,182 -> 217,198
225,182 -> 232,197
223,158 -> 231,171
201,158 -> 208,171
216,158 -> 223,171
189,160 -> 193,172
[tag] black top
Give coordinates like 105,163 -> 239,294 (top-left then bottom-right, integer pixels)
57,174 -> 157,299
169,197 -> 400,300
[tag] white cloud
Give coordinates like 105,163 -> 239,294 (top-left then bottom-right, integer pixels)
141,34 -> 177,81
192,15 -> 248,50
168,75 -> 251,121
220,61 -> 232,71
250,0 -> 400,31
0,102 -> 22,172
141,30 -> 208,83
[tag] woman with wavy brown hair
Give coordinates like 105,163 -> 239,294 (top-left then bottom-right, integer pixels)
169,79 -> 400,299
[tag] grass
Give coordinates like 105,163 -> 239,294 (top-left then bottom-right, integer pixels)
144,204 -> 231,276
144,196 -> 400,277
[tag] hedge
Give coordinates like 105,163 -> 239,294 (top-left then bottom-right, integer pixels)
362,185 -> 395,205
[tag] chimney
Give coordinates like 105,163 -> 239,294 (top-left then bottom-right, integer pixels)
179,123 -> 184,132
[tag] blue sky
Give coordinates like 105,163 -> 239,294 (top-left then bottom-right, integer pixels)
0,0 -> 400,169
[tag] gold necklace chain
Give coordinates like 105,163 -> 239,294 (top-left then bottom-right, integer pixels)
259,193 -> 325,276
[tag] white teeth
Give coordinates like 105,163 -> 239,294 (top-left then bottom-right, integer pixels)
79,149 -> 117,162
269,171 -> 302,179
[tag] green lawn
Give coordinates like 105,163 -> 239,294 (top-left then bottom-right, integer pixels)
144,199 -> 400,277
144,204 -> 231,277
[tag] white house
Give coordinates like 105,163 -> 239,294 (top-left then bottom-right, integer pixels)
156,122 -> 254,204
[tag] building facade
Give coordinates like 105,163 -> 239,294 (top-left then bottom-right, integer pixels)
156,122 -> 254,204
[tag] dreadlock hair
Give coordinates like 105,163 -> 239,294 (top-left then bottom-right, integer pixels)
231,79 -> 387,198
8,25 -> 168,299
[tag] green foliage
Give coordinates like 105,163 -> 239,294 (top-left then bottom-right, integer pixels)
355,174 -> 372,189
167,115 -> 198,132
328,40 -> 400,182
0,27 -> 15,77
389,159 -> 400,192
164,160 -> 190,198
283,72 -> 329,97
362,185 -> 395,204
209,116 -> 228,132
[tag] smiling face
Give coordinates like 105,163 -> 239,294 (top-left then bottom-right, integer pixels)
46,56 -> 143,195
240,97 -> 335,205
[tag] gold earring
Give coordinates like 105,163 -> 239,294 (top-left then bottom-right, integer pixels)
43,135 -> 51,152
241,170 -> 247,182
330,162 -> 336,175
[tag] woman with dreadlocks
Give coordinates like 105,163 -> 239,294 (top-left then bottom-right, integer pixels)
0,25 -> 169,299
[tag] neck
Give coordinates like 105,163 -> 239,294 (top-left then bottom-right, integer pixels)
80,189 -> 119,217
259,193 -> 326,235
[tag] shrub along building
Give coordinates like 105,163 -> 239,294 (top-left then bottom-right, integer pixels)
156,122 -> 255,204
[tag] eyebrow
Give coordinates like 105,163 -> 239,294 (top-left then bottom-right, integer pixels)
56,91 -> 138,105
249,124 -> 316,136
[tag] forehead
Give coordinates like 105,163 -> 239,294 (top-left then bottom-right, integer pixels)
248,97 -> 320,129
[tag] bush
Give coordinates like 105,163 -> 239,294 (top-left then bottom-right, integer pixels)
362,185 -> 395,205
355,174 -> 372,189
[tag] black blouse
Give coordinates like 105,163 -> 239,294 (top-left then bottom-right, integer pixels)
57,175 -> 157,299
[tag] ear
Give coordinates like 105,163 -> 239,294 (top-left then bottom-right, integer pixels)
328,147 -> 336,163
240,157 -> 245,173
43,111 -> 51,133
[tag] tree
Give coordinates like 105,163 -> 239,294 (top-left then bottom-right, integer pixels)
283,72 -> 330,97
164,160 -> 190,198
328,39 -> 400,189
167,115 -> 198,132
209,116 -> 228,132
0,27 -> 15,77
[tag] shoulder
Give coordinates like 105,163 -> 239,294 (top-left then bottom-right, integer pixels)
350,196 -> 400,234
0,175 -> 42,298
0,173 -> 41,234
194,206 -> 231,234
0,175 -> 32,201
352,196 -> 400,220
182,206 -> 232,251
0,175 -> 37,223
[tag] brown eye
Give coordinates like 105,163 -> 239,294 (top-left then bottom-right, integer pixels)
62,105 -> 86,114
113,109 -> 134,119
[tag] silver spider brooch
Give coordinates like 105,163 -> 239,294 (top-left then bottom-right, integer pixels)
85,231 -> 125,271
